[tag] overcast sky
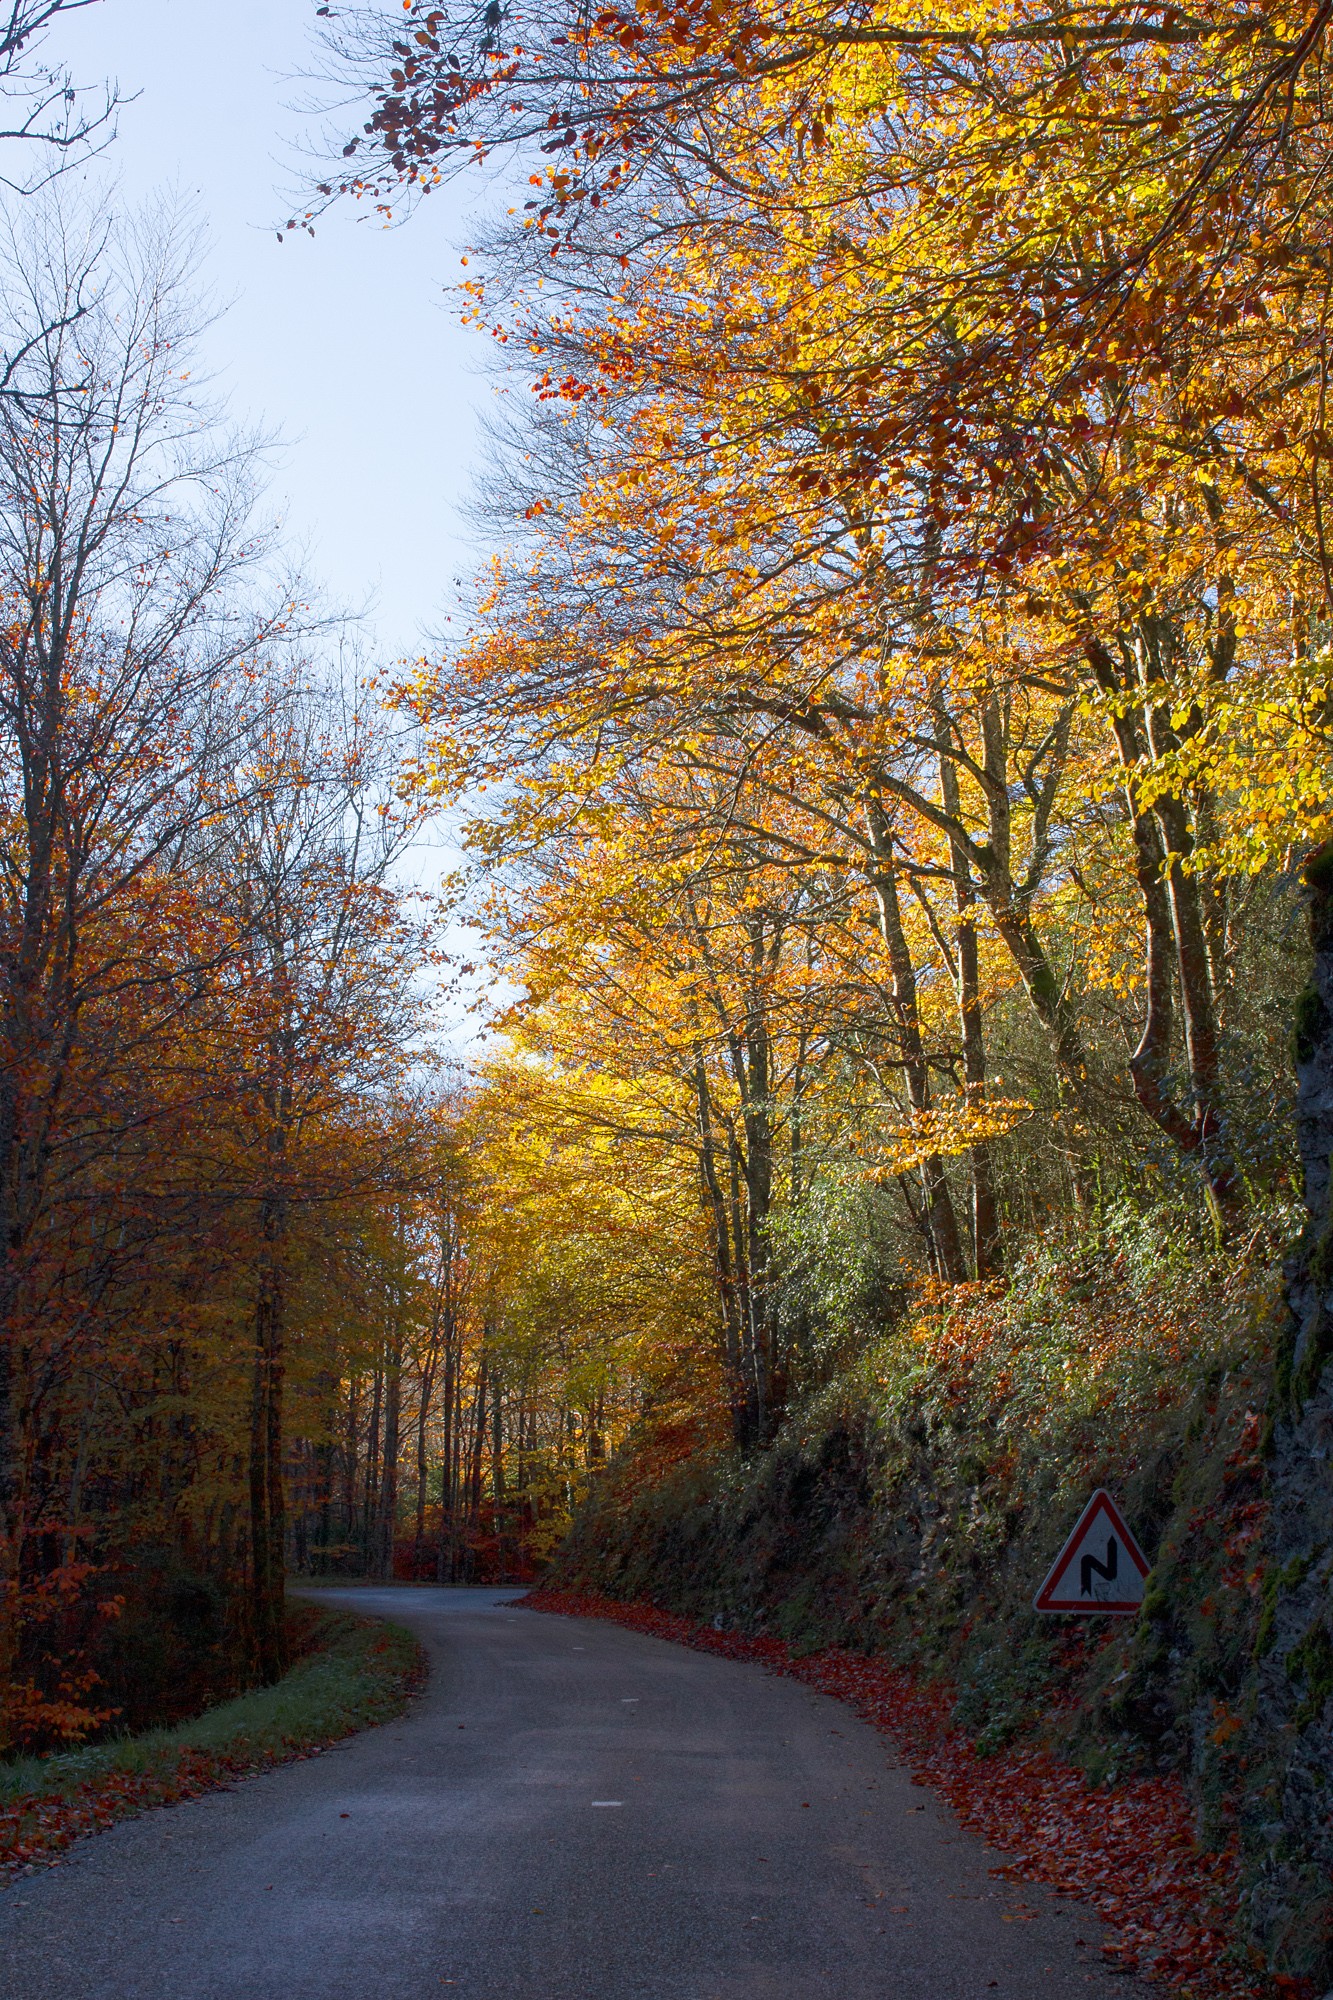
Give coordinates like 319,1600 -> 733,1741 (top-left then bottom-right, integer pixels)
55,0 -> 508,1050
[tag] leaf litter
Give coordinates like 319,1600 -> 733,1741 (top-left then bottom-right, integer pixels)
526,1587 -> 1296,2000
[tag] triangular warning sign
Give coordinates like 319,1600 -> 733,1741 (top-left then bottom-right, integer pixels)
1034,1489 -> 1150,1615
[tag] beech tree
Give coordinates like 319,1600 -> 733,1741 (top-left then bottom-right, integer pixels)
313,0 -> 1333,1243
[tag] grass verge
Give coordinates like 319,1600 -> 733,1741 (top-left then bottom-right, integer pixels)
0,1605 -> 426,1878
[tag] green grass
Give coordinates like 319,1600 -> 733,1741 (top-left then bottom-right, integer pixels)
0,1607 -> 423,1811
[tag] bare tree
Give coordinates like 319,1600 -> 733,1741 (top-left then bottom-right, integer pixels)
0,194 -> 284,1715
0,3 -> 116,191
204,652 -> 434,1679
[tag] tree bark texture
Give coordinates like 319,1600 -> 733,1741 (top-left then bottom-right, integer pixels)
866,799 -> 967,1283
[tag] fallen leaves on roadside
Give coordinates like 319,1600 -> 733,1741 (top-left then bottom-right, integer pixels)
525,1587 -> 1293,2000
0,1625 -> 428,1881
0,1746 -> 283,1878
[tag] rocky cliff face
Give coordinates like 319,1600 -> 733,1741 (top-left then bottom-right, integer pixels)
1240,846 -> 1333,1982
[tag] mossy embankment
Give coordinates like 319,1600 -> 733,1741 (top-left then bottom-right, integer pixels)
554,1230 -> 1326,1982
0,1604 -> 425,1876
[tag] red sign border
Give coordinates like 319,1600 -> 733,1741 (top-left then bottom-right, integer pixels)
1034,1488 -> 1151,1615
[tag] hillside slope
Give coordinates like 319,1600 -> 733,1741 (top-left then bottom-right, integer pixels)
554,1239 -> 1330,1984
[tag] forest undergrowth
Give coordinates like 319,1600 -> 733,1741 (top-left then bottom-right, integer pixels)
0,1608 -> 425,1880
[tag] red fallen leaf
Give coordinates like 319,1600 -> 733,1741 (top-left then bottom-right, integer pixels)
525,1588 -> 1306,2000
0,1667 -> 426,1882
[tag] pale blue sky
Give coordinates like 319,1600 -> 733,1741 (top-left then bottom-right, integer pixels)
56,0 -> 508,1050
61,0 -> 486,658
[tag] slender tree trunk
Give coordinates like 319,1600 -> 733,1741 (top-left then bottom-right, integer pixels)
730,990 -> 784,1438
436,1333 -> 456,1583
491,1385 -> 505,1577
935,704 -> 1000,1276
342,1377 -> 360,1557
694,1053 -> 749,1448
365,1362 -> 384,1568
0,1261 -> 24,1740
866,799 -> 967,1282
1084,631 -> 1234,1217
956,897 -> 1000,1277
963,695 -> 1093,1123
1150,785 -> 1231,1183
315,1436 -> 333,1575
376,1336 -> 401,1582
986,895 -> 1088,1091
447,1341 -> 466,1581
725,1127 -> 764,1446
249,1181 -> 288,1685
413,1342 -> 436,1581
467,1350 -> 489,1577
1136,619 -> 1227,1159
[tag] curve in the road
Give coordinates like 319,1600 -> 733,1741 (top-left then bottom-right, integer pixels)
0,1585 -> 1133,1999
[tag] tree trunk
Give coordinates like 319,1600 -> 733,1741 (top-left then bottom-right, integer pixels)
0,1265 -> 24,1740
342,1377 -> 360,1557
866,799 -> 967,1282
362,1363 -> 382,1569
694,1053 -> 749,1449
729,988 -> 780,1441
491,1386 -> 505,1577
248,1182 -> 288,1685
467,1347 -> 489,1571
935,702 -> 1000,1276
413,1341 -> 436,1581
725,1126 -> 765,1446
1084,632 -> 1235,1216
436,1333 -> 457,1583
376,1337 -> 401,1582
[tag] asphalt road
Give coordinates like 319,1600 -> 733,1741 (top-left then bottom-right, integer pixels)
0,1586 -> 1132,2000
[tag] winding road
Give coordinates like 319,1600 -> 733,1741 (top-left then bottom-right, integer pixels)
0,1586 -> 1130,1999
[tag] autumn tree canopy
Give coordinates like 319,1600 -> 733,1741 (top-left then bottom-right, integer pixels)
295,0 -> 1329,1456
6,0 -> 1333,1757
